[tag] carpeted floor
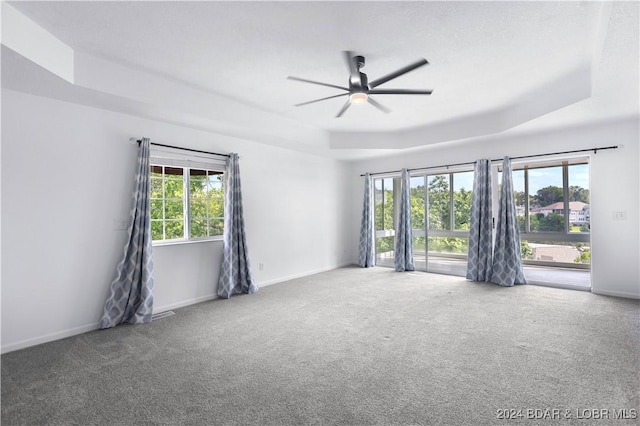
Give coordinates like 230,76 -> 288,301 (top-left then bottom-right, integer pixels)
2,266 -> 639,425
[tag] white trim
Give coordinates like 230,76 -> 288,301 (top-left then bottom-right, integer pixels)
152,236 -> 222,247
150,145 -> 226,170
591,289 -> 640,300
153,294 -> 218,313
1,322 -> 99,354
258,262 -> 355,287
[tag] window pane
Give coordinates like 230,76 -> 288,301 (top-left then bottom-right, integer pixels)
427,175 -> 450,230
528,166 -> 564,233
568,164 -> 590,233
453,171 -> 473,230
511,170 -> 526,232
426,237 -> 469,276
207,172 -> 223,190
428,237 -> 469,255
151,221 -> 163,240
164,179 -> 183,199
374,179 -> 383,231
410,176 -> 425,229
189,170 -> 207,193
413,235 -> 426,270
209,218 -> 224,236
190,201 -> 207,219
165,200 -> 184,219
150,200 -> 163,220
524,241 -> 589,264
149,165 -> 223,242
190,219 -> 207,239
151,178 -> 163,198
375,236 -> 394,266
374,178 -> 394,231
165,220 -> 184,240
383,178 -> 394,230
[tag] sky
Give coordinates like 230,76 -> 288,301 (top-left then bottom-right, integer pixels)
406,164 -> 589,193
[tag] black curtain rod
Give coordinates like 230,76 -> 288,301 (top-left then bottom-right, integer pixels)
133,139 -> 230,158
360,145 -> 619,177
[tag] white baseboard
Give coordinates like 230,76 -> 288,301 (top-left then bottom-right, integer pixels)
1,263 -> 357,354
591,288 -> 640,299
1,322 -> 99,354
153,294 -> 218,313
259,261 -> 355,287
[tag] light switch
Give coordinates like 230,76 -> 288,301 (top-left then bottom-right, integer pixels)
613,211 -> 627,221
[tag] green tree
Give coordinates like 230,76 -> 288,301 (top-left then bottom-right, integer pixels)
514,191 -> 526,207
569,186 -> 589,203
521,241 -> 533,260
534,185 -> 564,206
537,213 -> 565,232
428,175 -> 449,230
410,185 -> 425,228
454,187 -> 472,230
574,251 -> 590,264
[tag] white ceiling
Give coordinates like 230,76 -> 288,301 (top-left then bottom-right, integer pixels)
3,1 -> 639,158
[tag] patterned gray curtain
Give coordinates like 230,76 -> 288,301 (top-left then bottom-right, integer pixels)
99,138 -> 154,329
218,153 -> 259,298
358,173 -> 375,267
466,159 -> 493,281
394,169 -> 415,272
490,157 -> 527,286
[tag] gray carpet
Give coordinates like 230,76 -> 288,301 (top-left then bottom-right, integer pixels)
2,266 -> 639,425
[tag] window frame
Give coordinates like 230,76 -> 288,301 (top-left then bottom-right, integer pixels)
500,156 -> 590,269
149,146 -> 226,246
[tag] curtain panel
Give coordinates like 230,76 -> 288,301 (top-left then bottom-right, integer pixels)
358,173 -> 375,267
490,157 -> 526,286
466,159 -> 493,281
100,137 -> 154,329
394,169 -> 415,272
218,153 -> 259,298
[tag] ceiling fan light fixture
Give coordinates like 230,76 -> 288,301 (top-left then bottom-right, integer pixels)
349,92 -> 368,104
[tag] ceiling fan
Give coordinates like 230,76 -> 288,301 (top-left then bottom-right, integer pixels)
288,51 -> 433,118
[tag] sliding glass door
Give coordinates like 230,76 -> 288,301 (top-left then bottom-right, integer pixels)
424,171 -> 473,275
372,157 -> 590,277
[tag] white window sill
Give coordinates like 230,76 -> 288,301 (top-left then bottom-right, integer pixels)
152,237 -> 223,247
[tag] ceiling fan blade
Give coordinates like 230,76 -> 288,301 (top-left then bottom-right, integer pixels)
368,88 -> 433,95
369,58 -> 429,88
294,93 -> 349,107
287,76 -> 348,91
336,100 -> 351,118
367,97 -> 391,114
343,50 -> 362,87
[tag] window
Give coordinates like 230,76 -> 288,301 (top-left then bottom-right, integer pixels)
149,146 -> 226,243
426,171 -> 472,261
502,158 -> 590,266
374,169 -> 474,273
374,177 -> 396,266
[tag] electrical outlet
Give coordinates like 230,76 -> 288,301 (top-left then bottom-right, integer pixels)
259,263 -> 264,271
613,211 -> 627,221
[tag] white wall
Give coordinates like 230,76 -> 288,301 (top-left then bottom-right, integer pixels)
349,116 -> 640,299
1,89 -> 353,353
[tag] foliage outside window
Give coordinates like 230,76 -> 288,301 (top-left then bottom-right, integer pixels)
506,161 -> 590,265
372,159 -> 589,270
374,178 -> 395,260
151,165 -> 224,242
